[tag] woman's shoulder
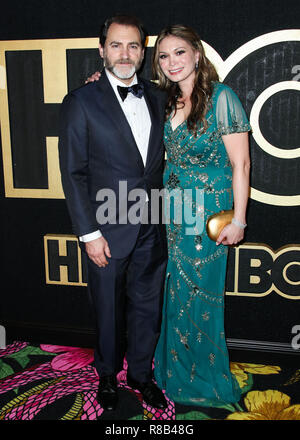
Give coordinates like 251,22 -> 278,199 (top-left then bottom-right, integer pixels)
212,81 -> 235,97
211,82 -> 243,109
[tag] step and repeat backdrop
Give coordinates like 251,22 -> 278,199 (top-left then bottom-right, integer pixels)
0,0 -> 299,355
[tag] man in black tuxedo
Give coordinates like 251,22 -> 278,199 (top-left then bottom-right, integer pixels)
58,15 -> 167,411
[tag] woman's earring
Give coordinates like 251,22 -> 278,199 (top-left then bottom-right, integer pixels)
195,61 -> 199,70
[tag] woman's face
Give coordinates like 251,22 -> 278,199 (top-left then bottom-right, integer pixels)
158,35 -> 199,86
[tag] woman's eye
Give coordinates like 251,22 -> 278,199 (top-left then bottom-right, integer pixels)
176,50 -> 185,56
159,54 -> 167,59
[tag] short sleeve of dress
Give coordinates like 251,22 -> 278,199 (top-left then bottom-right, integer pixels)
215,84 -> 251,135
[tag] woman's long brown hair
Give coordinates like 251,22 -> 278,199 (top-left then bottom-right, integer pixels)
152,25 -> 219,135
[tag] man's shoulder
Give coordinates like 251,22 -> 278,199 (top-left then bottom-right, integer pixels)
61,81 -> 104,109
67,81 -> 99,99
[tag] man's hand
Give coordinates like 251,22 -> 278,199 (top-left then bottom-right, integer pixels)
85,236 -> 111,267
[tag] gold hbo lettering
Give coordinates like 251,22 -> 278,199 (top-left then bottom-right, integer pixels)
226,244 -> 300,300
0,30 -> 299,204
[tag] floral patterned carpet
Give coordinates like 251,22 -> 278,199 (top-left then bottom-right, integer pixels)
0,341 -> 299,420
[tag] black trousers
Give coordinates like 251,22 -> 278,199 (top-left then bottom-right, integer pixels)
86,222 -> 167,383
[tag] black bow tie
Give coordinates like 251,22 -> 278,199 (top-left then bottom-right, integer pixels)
117,83 -> 144,101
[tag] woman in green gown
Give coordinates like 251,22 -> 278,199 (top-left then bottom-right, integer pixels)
152,25 -> 251,407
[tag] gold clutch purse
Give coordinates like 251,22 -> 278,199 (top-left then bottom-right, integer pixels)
206,209 -> 234,241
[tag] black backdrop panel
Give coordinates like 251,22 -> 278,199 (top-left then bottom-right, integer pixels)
224,41 -> 300,198
6,50 -> 59,188
0,0 -> 299,355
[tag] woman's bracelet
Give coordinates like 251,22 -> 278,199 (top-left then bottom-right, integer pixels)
231,218 -> 247,229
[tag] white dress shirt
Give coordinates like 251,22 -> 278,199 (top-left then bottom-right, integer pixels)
79,69 -> 151,243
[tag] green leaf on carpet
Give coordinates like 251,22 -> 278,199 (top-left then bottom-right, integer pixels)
7,345 -> 56,369
0,359 -> 14,380
176,411 -> 211,420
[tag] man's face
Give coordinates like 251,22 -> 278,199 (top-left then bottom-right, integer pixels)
99,23 -> 144,84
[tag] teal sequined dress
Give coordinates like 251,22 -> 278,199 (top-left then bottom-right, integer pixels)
154,82 -> 251,407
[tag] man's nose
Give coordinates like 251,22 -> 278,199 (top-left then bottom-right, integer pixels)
120,47 -> 130,58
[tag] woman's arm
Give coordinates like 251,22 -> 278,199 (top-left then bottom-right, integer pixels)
216,131 -> 250,246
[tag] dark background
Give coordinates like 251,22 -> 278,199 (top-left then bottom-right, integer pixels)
0,0 -> 299,362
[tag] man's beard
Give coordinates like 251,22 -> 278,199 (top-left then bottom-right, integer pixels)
104,56 -> 143,80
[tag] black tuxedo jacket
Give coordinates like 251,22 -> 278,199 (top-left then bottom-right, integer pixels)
59,71 -> 167,258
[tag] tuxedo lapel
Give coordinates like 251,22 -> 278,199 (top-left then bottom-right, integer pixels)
142,80 -> 162,170
95,72 -> 144,171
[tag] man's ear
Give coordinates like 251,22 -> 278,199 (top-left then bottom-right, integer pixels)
99,44 -> 104,58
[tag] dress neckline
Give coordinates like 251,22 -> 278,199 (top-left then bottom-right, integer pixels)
168,82 -> 221,133
168,113 -> 187,133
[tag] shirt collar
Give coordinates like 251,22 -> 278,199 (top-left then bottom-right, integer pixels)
105,68 -> 138,95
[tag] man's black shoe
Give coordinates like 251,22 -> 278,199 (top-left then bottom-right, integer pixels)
97,375 -> 118,411
127,376 -> 167,409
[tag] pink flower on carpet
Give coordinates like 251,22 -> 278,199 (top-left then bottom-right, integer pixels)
117,358 -> 128,383
40,344 -> 94,372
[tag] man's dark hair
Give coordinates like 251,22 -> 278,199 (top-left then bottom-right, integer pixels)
99,15 -> 147,48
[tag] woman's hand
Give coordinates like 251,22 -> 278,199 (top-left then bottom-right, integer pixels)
216,222 -> 244,246
85,71 -> 101,83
